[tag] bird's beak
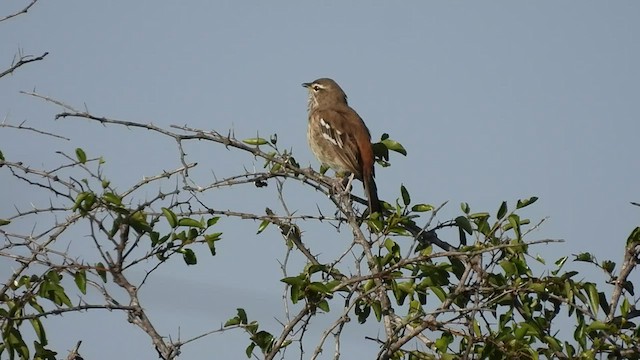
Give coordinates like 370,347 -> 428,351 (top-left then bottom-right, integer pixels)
302,82 -> 311,88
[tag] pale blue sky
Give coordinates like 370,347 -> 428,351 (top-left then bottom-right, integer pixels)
1,1 -> 639,359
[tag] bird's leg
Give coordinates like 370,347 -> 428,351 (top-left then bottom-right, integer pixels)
327,172 -> 354,198
342,173 -> 355,194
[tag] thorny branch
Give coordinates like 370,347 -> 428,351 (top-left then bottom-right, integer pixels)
2,92 -> 638,360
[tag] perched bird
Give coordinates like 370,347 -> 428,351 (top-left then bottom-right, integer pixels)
302,78 -> 382,214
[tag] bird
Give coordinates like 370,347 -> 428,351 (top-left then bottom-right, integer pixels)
302,77 -> 382,215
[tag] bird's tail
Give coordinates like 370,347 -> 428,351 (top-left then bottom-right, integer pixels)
364,175 -> 382,215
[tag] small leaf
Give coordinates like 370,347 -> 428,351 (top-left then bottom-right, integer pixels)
103,192 -> 122,206
281,277 -> 305,286
575,253 -> 594,262
516,196 -> 538,209
74,270 -> 87,294
430,286 -> 447,302
205,232 -> 222,256
507,214 -> 521,239
237,308 -> 248,324
207,217 -> 221,227
627,227 -> 640,245
381,138 -> 407,156
0,219 -> 10,226
161,208 -> 178,228
455,216 -> 473,235
411,204 -> 433,212
585,283 -> 599,314
96,262 -> 108,283
178,218 -> 204,228
497,201 -> 508,219
371,301 -> 382,321
317,299 -> 330,312
256,219 -> 270,234
75,148 -> 87,164
245,343 -> 256,358
601,260 -> 615,274
29,318 -> 47,345
460,202 -> 470,214
586,321 -> 610,332
307,282 -> 331,294
182,248 -> 197,265
400,184 -> 410,206
243,137 -> 269,146
500,260 -> 517,277
469,212 -> 489,219
129,211 -> 152,234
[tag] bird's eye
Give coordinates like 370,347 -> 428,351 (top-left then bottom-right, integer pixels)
312,85 -> 321,91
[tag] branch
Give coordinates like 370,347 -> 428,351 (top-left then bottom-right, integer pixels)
0,121 -> 70,141
0,52 -> 48,79
0,0 -> 40,22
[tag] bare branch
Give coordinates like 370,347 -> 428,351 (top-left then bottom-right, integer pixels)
0,0 -> 40,23
0,52 -> 48,79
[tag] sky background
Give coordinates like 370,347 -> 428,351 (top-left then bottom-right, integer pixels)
1,1 -> 639,359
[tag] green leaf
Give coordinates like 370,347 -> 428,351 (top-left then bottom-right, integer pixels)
205,232 -> 222,256
207,217 -> 221,227
460,202 -> 470,214
554,256 -> 568,273
507,214 -> 521,239
500,260 -> 517,277
627,226 -> 640,245
243,137 -> 269,146
0,219 -> 10,226
400,184 -> 410,206
74,270 -> 87,295
129,211 -> 152,234
29,318 -> 47,345
430,286 -> 446,302
543,335 -> 562,351
455,216 -> 473,235
308,282 -> 331,294
435,332 -> 453,353
575,252 -> 594,262
7,327 -> 29,359
245,343 -> 256,358
237,308 -> 248,324
103,192 -> 122,206
161,208 -> 178,228
381,138 -> 407,156
96,262 -> 108,282
411,204 -> 433,212
371,300 -> 382,322
182,248 -> 197,265
225,317 -> 240,327
516,196 -> 538,209
497,201 -> 508,219
281,276 -> 305,286
469,212 -> 489,219
601,260 -> 615,274
584,283 -> 599,314
75,148 -> 87,164
256,219 -> 270,234
178,217 -> 204,228
317,299 -> 330,312
586,321 -> 610,332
